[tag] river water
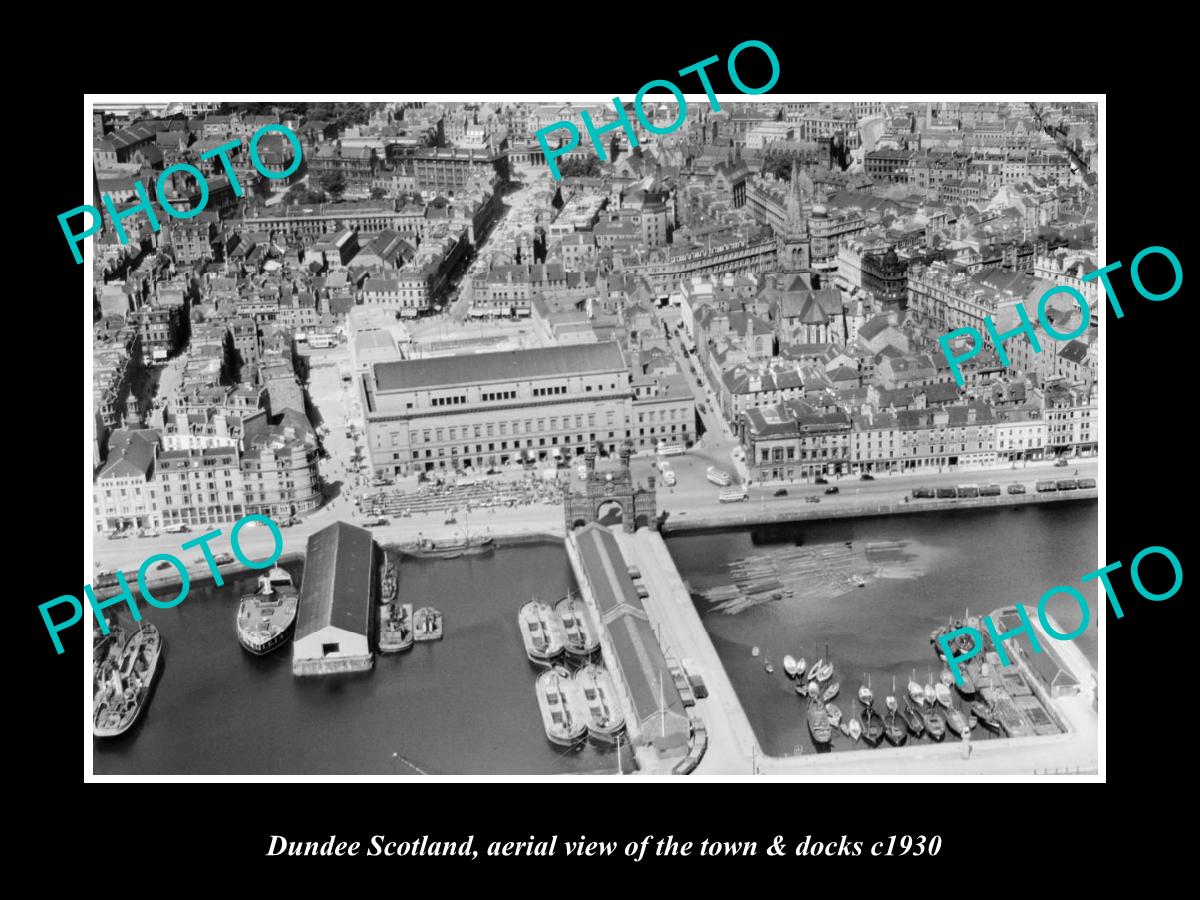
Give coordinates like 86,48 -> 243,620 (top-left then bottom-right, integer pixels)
95,502 -> 1096,773
666,500 -> 1099,757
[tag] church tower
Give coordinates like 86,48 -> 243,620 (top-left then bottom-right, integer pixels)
777,164 -> 811,271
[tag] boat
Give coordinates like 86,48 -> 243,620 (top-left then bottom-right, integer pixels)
400,508 -> 496,559
923,706 -> 947,741
378,602 -> 414,653
822,681 -> 840,703
556,592 -> 599,658
850,574 -> 866,587
907,669 -> 925,706
945,705 -> 970,738
751,646 -> 760,657
572,664 -> 625,743
236,566 -> 299,655
924,671 -> 937,706
955,667 -> 976,697
839,721 -> 852,737
93,619 -> 125,679
806,680 -> 820,700
794,656 -> 807,679
900,701 -> 925,737
972,701 -> 1003,734
782,654 -> 798,678
764,661 -> 775,674
940,667 -> 954,687
413,607 -> 444,642
794,683 -> 810,697
847,717 -> 862,742
93,623 -> 162,738
885,676 -> 898,713
535,665 -> 587,747
935,681 -> 953,708
825,703 -> 842,728
805,655 -> 821,682
858,674 -> 874,707
860,707 -> 885,746
380,551 -> 398,602
817,644 -> 834,682
883,710 -> 907,746
519,598 -> 565,665
806,695 -> 833,745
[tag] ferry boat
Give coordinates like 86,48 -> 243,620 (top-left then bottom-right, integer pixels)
413,607 -> 444,642
556,592 -> 599,658
236,566 -> 299,655
379,602 -> 414,653
572,664 -> 625,743
519,598 -> 566,666
536,665 -> 587,747
93,623 -> 162,738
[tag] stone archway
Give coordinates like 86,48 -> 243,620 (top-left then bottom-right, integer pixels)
596,499 -> 624,526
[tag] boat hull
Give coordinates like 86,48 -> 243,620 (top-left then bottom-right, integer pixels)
400,540 -> 496,560
237,621 -> 295,656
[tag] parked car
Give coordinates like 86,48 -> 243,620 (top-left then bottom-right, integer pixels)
774,489 -> 788,497
860,473 -> 875,481
805,495 -> 821,504
912,487 -> 934,499
155,560 -> 174,571
824,486 -> 840,495
444,517 -> 458,525
1054,458 -> 1069,467
815,476 -> 829,485
1006,483 -> 1027,495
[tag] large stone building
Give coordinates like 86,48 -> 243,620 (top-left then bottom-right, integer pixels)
362,342 -> 633,477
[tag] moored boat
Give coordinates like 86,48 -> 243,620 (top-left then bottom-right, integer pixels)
860,706 -> 885,747
884,710 -> 907,746
806,696 -> 833,745
379,602 -> 414,653
825,703 -> 842,728
413,606 -> 444,642
783,654 -> 798,678
908,669 -> 925,706
945,705 -> 970,738
806,657 -> 821,682
839,720 -> 852,737
817,643 -> 834,682
572,664 -> 625,743
822,681 -> 840,703
858,674 -> 874,707
885,676 -> 899,713
900,701 -> 925,737
519,598 -> 565,665
935,681 -> 953,708
955,667 -> 976,697
764,661 -> 775,674
93,623 -> 162,738
535,665 -> 587,747
847,717 -> 862,742
236,566 -> 299,655
923,706 -> 947,741
556,591 -> 599,658
924,671 -> 937,706
972,700 -> 1003,734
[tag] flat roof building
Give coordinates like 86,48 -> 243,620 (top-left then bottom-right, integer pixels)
293,522 -> 376,676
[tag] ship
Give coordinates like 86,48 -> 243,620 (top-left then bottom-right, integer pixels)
519,597 -> 566,666
380,551 -> 399,602
413,607 -> 444,641
236,566 -> 299,655
972,700 -> 1003,734
573,664 -> 625,743
557,592 -> 599,658
93,623 -> 162,738
399,509 -> 495,560
536,665 -> 587,747
379,602 -> 414,653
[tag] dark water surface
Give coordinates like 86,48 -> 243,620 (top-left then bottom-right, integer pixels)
666,501 -> 1099,757
94,540 -> 635,775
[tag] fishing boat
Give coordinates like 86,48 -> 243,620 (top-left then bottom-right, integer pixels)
556,591 -> 599,658
935,681 -> 953,708
825,703 -> 842,728
822,681 -> 840,703
413,607 -> 444,642
858,674 -> 874,707
378,602 -> 414,653
782,654 -> 798,678
817,644 -> 834,683
885,676 -> 898,713
236,566 -> 299,655
900,701 -> 925,738
847,717 -> 862,742
883,710 -> 907,746
380,552 -> 398,602
945,705 -> 970,738
806,695 -> 833,745
519,598 -> 565,665
923,706 -> 947,741
535,665 -> 587,747
860,707 -> 884,746
572,664 -> 624,743
972,700 -> 1003,734
907,669 -> 925,706
93,623 -> 162,738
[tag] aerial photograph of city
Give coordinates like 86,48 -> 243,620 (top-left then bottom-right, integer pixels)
85,97 -> 1100,777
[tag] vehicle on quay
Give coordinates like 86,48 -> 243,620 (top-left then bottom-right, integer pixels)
138,527 -> 160,538
825,486 -> 840,495
536,665 -> 587,748
912,487 -> 934,499
956,484 -> 979,498
236,566 -> 300,655
662,469 -> 677,486
706,466 -> 732,487
656,442 -> 685,457
936,487 -> 957,498
1007,483 -> 1027,495
1036,480 -> 1058,493
718,486 -> 748,502
519,597 -> 566,666
1078,477 -> 1097,489
163,523 -> 190,533
1054,458 -> 1069,467
815,476 -> 829,485
1056,479 -> 1078,491
362,517 -> 390,528
93,623 -> 162,738
805,495 -> 820,503
774,488 -> 788,497
860,473 -> 875,481
979,483 -> 1001,496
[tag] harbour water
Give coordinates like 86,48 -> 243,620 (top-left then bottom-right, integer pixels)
667,500 -> 1099,758
93,540 -> 635,775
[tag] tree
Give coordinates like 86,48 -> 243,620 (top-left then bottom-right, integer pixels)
319,172 -> 346,198
370,187 -> 388,200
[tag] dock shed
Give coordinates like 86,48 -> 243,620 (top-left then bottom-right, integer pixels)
292,521 -> 376,676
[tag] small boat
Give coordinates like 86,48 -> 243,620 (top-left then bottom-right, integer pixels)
847,717 -> 862,742
556,591 -> 599,658
883,710 -> 907,746
935,682 -> 953,708
945,705 -> 970,738
378,602 -> 414,653
236,566 -> 299,655
751,646 -> 760,657
907,669 -> 925,706
764,661 -> 775,674
858,674 -> 874,707
839,720 -> 852,737
817,645 -> 834,682
782,654 -> 798,678
794,656 -> 807,679
885,676 -> 898,713
924,709 -> 947,741
535,665 -> 587,747
924,671 -> 937,706
822,681 -> 840,703
851,574 -> 866,587
806,657 -> 821,682
860,707 -> 885,746
413,607 -> 443,641
972,701 -> 1002,734
807,680 -> 820,700
940,667 -> 954,687
806,696 -> 833,745
955,667 -> 976,697
795,683 -> 810,697
93,623 -> 162,738
519,598 -> 565,665
825,703 -> 842,728
573,664 -> 625,743
900,701 -> 925,737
